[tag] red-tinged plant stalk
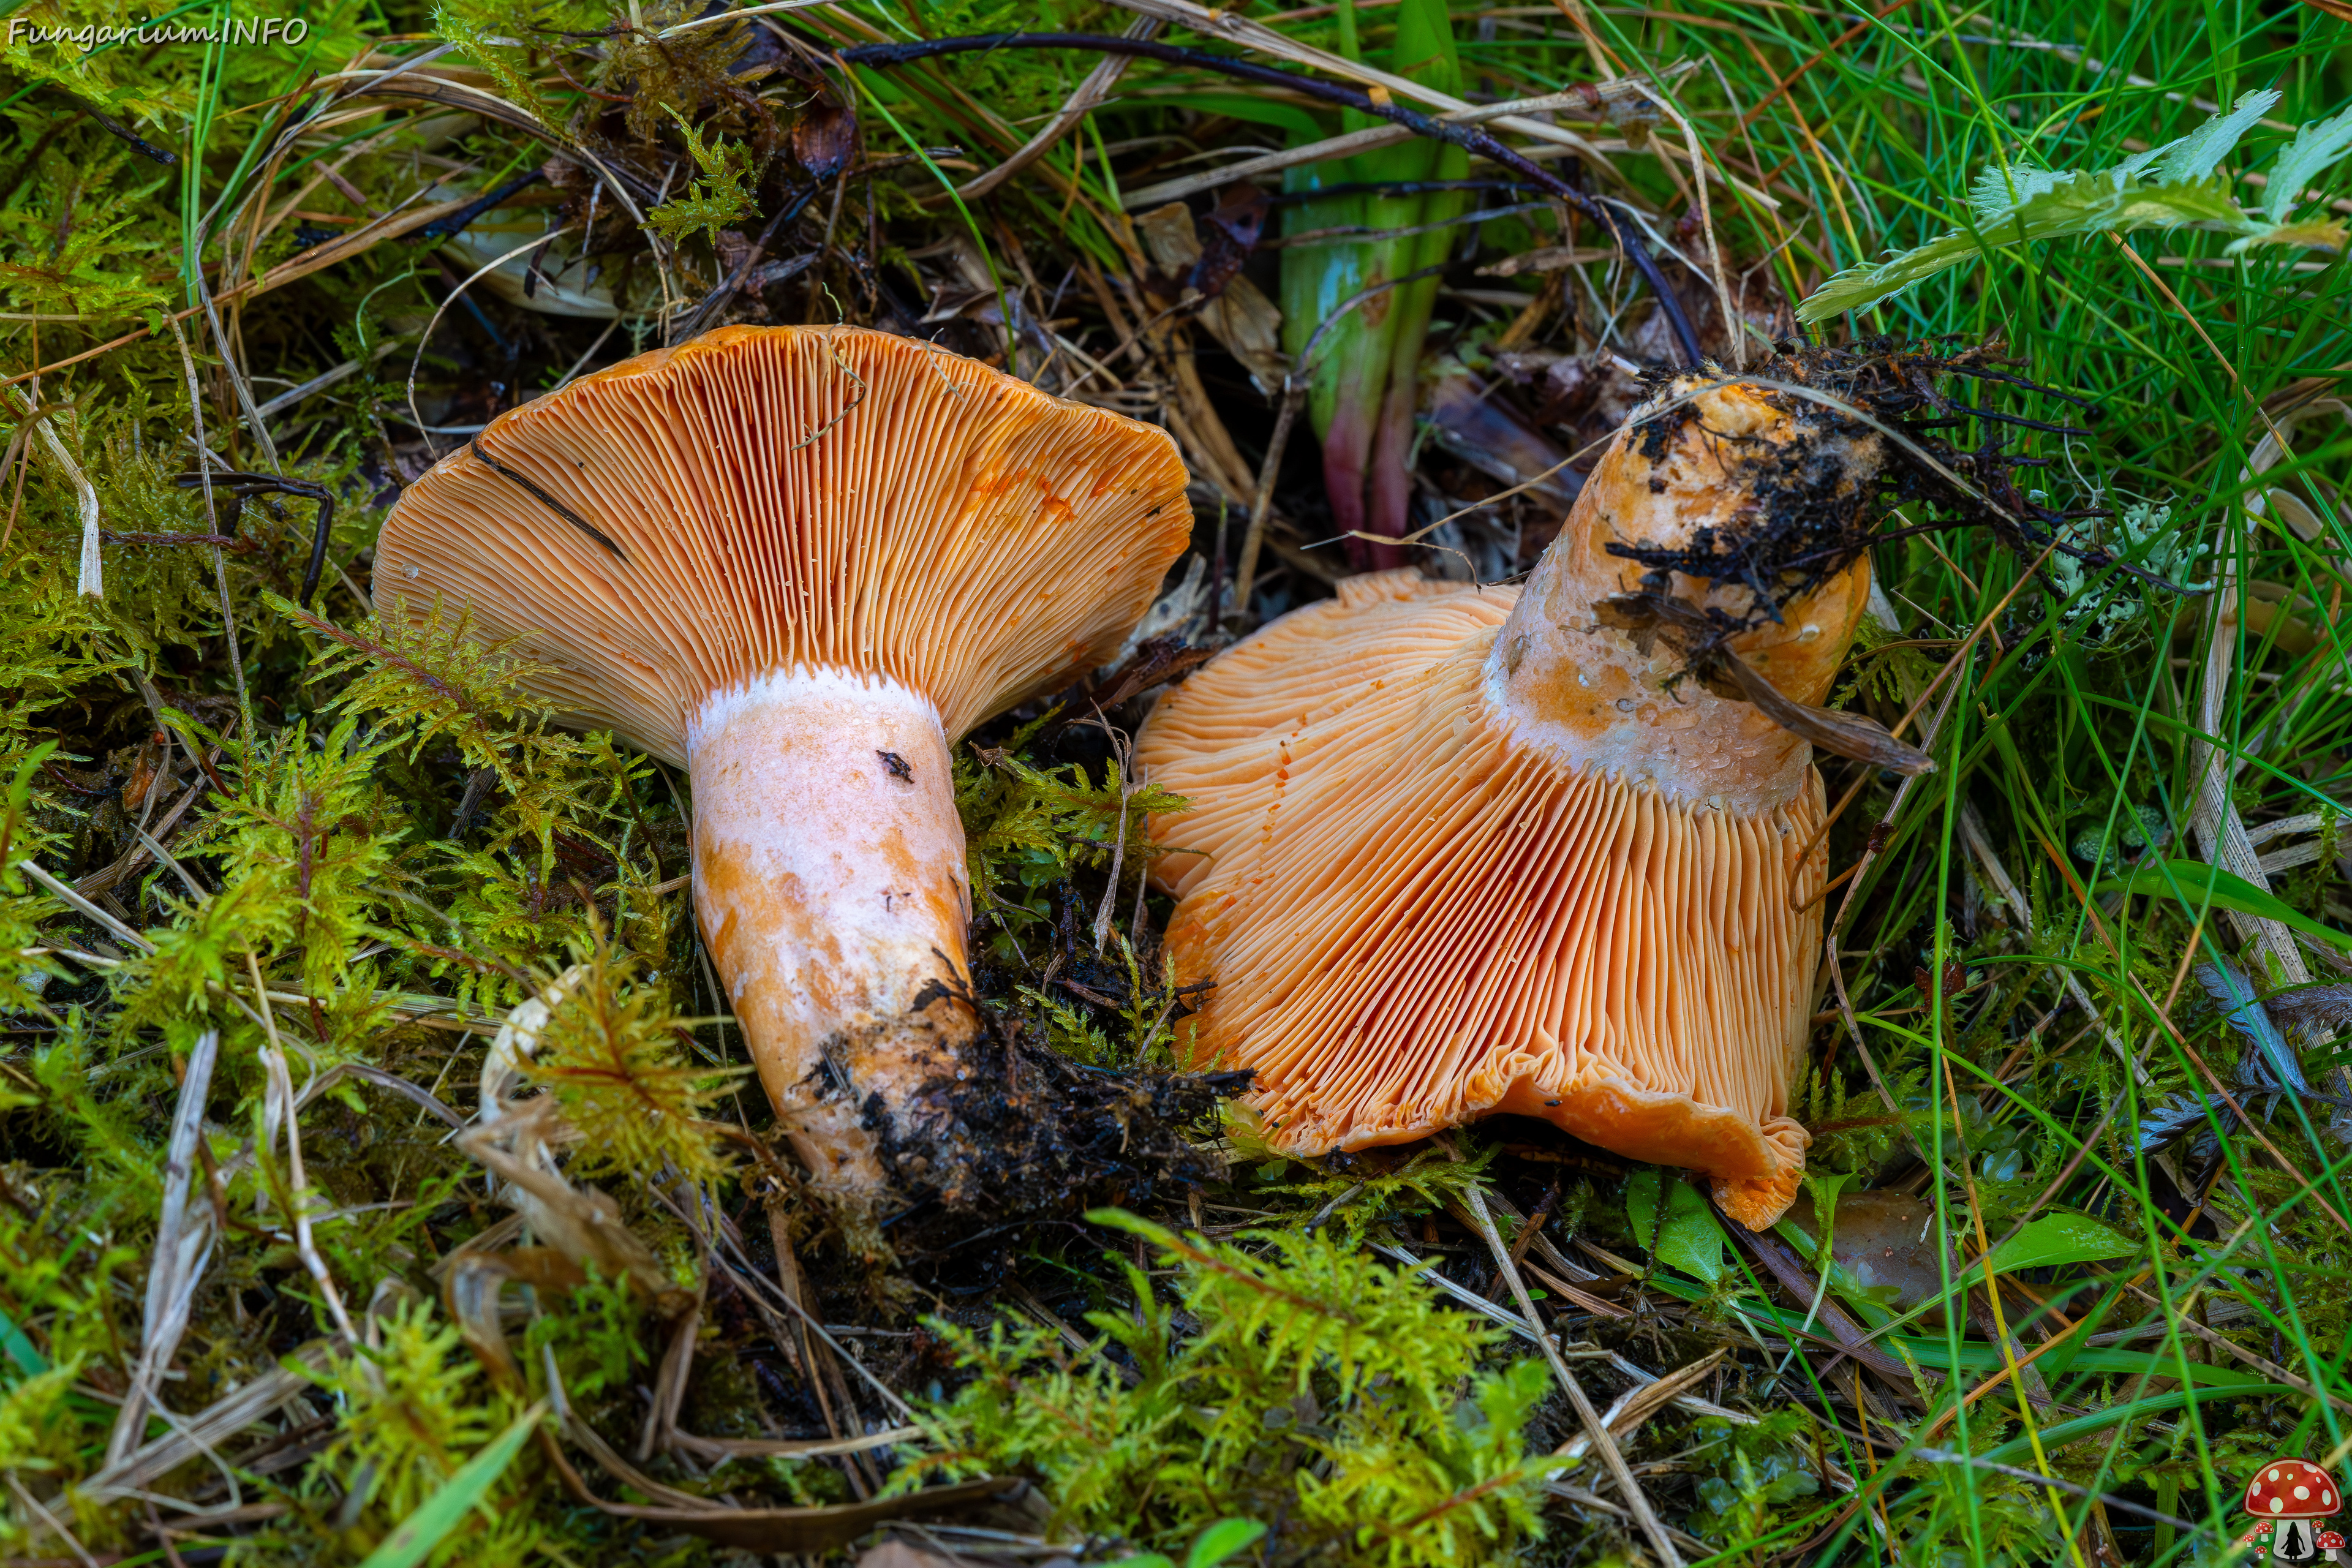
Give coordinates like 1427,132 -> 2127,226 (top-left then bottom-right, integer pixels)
1280,0 -> 1468,572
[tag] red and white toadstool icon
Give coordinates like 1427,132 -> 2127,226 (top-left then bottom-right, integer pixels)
2244,1460 -> 2342,1561
2316,1527 -> 2346,1563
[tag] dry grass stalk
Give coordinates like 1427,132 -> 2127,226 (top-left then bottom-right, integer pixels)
103,1029 -> 223,1470
1462,1182 -> 1686,1568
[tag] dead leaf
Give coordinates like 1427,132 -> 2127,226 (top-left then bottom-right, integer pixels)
794,96 -> 858,181
1785,1189 -> 1957,1321
1424,368 -> 1580,505
1135,201 -> 1286,391
1552,1348 -> 1727,1461
1197,275 -> 1287,392
1479,245 -> 1618,278
458,1101 -> 691,1314
1136,202 -> 1201,274
1718,652 -> 1935,775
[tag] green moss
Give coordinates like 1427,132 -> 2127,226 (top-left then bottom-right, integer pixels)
1,4 -> 2350,1564
522,925 -> 739,1186
904,1210 -> 1551,1563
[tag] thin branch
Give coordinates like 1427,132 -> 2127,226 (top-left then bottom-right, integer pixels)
1231,380 -> 1303,622
838,33 -> 1704,365
961,15 -> 1163,201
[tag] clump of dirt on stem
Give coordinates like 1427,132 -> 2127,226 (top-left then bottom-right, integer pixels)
867,990 -> 1247,1240
1611,337 -> 2126,671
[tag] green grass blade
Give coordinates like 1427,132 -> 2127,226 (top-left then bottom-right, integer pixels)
2093,859 -> 2352,948
0,1305 -> 46,1375
354,1400 -> 546,1568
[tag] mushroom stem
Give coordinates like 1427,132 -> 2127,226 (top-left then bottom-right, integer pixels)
687,668 -> 978,1200
1486,380 -> 1884,817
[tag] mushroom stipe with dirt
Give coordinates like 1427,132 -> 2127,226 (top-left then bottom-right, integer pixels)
1138,373 -> 1918,1227
377,325 -> 1193,1214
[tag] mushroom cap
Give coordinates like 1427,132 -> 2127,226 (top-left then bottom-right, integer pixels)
2321,1530 -> 2347,1549
2247,1461 -> 2342,1518
1136,379 -> 1887,1227
376,326 -> 1193,763
1138,572 -> 1824,1226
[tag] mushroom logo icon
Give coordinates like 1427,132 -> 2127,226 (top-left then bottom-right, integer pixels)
2243,1460 -> 2343,1562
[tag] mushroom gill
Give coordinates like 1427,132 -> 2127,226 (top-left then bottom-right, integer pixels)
376,326 -> 1192,1209
1136,375 -> 1885,1227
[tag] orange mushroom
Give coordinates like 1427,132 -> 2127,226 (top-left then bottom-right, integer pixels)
377,326 -> 1191,1207
1136,374 -> 1902,1226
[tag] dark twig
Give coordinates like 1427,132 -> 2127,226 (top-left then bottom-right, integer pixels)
837,32 -> 1705,366
413,171 -> 549,240
1933,397 -> 2092,437
170,471 -> 335,608
1939,362 -> 2100,407
47,86 -> 178,165
671,181 -> 823,344
467,437 -> 627,560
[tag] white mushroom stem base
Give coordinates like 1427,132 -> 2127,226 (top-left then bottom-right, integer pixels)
688,668 -> 977,1201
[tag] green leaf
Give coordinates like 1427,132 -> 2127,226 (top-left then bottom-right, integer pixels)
2266,101 -> 2352,224
1912,1337 -> 2261,1385
353,1400 -> 545,1568
1795,91 -> 2334,321
1627,1170 -> 1726,1284
1187,1518 -> 1270,1568
1980,1213 -> 2136,1277
1277,0 -> 1468,541
1798,169 -> 2248,321
1798,1170 -> 1855,1267
1981,1385 -> 2298,1469
0,1305 -> 46,1376
2092,858 -> 2352,949
1966,161 -> 2056,217
2148,89 -> 2280,183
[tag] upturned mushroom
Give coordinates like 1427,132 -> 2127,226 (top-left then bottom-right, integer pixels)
377,326 -> 1191,1205
1136,374 -> 1920,1226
